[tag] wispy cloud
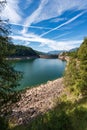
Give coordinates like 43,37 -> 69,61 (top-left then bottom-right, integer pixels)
11,33 -> 82,51
21,0 -> 48,34
40,12 -> 85,37
2,0 -> 87,26
50,17 -> 67,23
10,22 -> 52,30
2,0 -> 87,52
23,0 -> 33,9
53,32 -> 72,40
31,0 -> 87,24
21,0 -> 87,35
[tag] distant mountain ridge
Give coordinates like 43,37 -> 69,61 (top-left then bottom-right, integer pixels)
7,44 -> 78,59
48,48 -> 78,55
48,50 -> 67,55
69,47 -> 78,52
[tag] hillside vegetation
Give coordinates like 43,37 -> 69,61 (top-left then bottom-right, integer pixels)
64,38 -> 87,96
7,44 -> 40,58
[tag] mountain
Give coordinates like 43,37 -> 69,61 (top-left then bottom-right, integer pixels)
7,44 -> 40,58
48,50 -> 66,55
7,44 -> 78,59
48,48 -> 79,55
35,50 -> 47,55
69,47 -> 78,52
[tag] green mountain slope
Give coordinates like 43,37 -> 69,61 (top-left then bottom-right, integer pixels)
7,44 -> 40,58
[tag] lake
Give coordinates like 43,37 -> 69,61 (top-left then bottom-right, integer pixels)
14,58 -> 66,90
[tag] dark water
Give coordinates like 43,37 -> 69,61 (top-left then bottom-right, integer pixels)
14,58 -> 66,90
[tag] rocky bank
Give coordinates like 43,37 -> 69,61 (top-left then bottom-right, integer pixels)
9,78 -> 64,125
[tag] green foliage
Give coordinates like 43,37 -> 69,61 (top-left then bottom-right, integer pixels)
64,38 -> 87,95
11,97 -> 87,130
78,38 -> 87,61
0,116 -> 9,130
0,19 -> 12,61
76,38 -> 87,95
64,58 -> 80,95
7,44 -> 39,58
67,51 -> 78,58
30,111 -> 72,130
0,60 -> 22,107
0,0 -> 22,115
72,107 -> 87,130
64,58 -> 78,86
0,20 -> 22,105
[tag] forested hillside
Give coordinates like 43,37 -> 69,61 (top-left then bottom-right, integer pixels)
64,38 -> 87,96
7,44 -> 40,58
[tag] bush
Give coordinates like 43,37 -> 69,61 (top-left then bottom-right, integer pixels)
0,117 -> 9,130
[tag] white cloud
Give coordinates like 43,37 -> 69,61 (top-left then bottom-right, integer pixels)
10,22 -> 52,30
1,0 -> 22,23
31,0 -> 87,24
21,0 -> 87,36
11,33 -> 82,51
1,0 -> 87,27
53,32 -> 71,40
48,40 -> 82,50
1,0 -> 86,51
40,12 -> 85,37
22,0 -> 48,34
50,17 -> 66,23
2,0 -> 87,36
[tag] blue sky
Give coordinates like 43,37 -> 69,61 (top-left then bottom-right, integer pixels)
1,0 -> 87,52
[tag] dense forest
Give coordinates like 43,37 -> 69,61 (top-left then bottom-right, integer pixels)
6,44 -> 40,58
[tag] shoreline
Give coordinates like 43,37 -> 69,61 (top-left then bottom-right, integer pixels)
9,78 -> 65,125
6,54 -> 61,61
6,56 -> 39,60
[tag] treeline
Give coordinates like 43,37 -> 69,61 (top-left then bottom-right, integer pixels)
7,44 -> 39,58
64,38 -> 87,96
7,44 -> 59,59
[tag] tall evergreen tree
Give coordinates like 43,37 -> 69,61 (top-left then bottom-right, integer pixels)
0,1 -> 22,129
0,0 -> 22,110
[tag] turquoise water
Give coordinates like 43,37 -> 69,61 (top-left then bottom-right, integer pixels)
14,58 -> 66,90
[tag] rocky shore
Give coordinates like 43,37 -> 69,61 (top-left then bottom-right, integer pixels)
9,78 -> 64,125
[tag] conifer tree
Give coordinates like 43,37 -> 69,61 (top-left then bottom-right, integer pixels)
0,0 -> 22,110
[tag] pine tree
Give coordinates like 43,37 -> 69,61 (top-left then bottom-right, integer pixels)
0,0 -> 22,110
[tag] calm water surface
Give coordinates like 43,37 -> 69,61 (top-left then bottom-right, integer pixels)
14,58 -> 66,90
